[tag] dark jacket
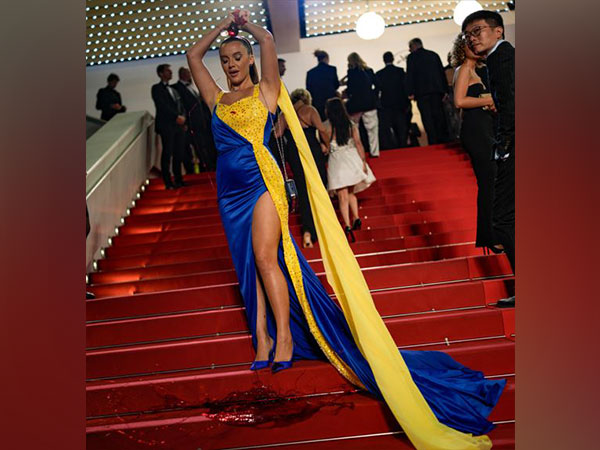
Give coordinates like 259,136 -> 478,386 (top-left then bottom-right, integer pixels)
306,62 -> 340,118
95,86 -> 126,121
172,80 -> 210,129
151,82 -> 185,135
406,47 -> 447,98
346,67 -> 379,114
375,64 -> 410,110
485,41 -> 515,157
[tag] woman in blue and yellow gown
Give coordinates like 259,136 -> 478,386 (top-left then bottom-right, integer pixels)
187,10 -> 505,450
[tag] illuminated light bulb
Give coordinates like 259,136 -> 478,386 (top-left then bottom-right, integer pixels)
356,11 -> 386,40
453,0 -> 483,25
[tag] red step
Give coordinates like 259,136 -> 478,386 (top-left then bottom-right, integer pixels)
86,338 -> 514,417
88,253 -> 512,299
89,243 -> 484,285
103,215 -> 477,259
86,307 -> 506,379
86,277 -> 514,349
86,275 -> 513,323
86,379 -> 514,450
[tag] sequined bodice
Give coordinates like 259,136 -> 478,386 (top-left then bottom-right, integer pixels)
213,85 -> 273,148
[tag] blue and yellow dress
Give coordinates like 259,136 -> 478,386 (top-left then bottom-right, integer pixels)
212,84 -> 505,450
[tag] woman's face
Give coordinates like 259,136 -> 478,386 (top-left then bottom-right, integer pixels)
464,42 -> 480,61
219,41 -> 254,86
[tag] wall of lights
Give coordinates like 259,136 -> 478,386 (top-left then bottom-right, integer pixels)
302,0 -> 511,38
86,0 -> 269,66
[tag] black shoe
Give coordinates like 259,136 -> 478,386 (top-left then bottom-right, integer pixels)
486,245 -> 504,254
352,218 -> 362,230
496,296 -> 515,308
344,226 -> 356,243
165,183 -> 175,190
174,180 -> 187,189
86,291 -> 96,299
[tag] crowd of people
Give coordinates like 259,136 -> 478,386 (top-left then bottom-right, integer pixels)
94,10 -> 514,304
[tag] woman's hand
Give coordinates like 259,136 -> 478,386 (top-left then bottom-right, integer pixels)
218,13 -> 235,32
362,160 -> 368,174
321,143 -> 329,155
234,9 -> 251,27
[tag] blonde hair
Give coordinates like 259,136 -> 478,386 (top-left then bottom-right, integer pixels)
347,52 -> 368,70
450,34 -> 467,68
290,88 -> 312,105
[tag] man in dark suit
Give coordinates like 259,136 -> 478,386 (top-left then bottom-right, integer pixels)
306,50 -> 340,121
173,66 -> 217,172
406,38 -> 449,145
463,11 -> 515,308
376,51 -> 410,149
151,64 -> 187,189
95,73 -> 126,121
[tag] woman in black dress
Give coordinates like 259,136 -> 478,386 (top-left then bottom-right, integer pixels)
276,89 -> 330,248
452,35 -> 502,253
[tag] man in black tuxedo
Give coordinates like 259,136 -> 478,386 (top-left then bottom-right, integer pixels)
463,11 -> 515,307
151,64 -> 187,189
376,51 -> 410,149
173,66 -> 217,172
306,50 -> 340,121
406,38 -> 449,145
96,73 -> 126,121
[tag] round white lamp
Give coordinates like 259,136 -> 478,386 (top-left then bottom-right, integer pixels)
356,11 -> 386,40
453,0 -> 483,26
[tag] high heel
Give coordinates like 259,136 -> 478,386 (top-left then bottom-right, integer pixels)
344,226 -> 356,243
351,218 -> 362,230
250,341 -> 275,371
486,245 -> 504,254
271,344 -> 294,374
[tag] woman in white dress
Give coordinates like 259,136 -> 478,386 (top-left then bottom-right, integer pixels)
325,97 -> 376,242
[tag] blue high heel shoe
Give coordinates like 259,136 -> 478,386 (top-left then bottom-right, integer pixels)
271,345 -> 294,374
249,344 -> 275,371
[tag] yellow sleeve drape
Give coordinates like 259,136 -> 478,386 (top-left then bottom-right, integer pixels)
277,81 -> 493,450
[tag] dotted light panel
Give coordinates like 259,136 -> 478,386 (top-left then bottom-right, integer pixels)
86,0 -> 269,66
302,0 -> 511,38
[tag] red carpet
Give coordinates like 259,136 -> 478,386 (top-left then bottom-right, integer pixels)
86,142 -> 515,449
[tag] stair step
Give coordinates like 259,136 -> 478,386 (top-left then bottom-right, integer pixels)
90,243 -> 483,286
132,183 -> 474,210
86,278 -> 514,349
86,307 -> 506,380
86,379 -> 514,450
98,228 -> 477,271
104,216 -> 476,259
88,253 -> 512,299
86,337 -> 515,417
86,277 -> 513,323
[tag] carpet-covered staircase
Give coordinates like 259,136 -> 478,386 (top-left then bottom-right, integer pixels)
86,143 -> 515,449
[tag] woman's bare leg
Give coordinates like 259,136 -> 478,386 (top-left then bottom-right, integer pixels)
337,188 -> 351,228
252,192 -> 293,362
253,274 -> 273,361
348,192 -> 359,222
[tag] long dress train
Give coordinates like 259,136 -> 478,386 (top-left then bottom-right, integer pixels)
213,84 -> 505,450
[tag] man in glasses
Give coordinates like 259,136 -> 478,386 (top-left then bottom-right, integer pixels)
463,10 -> 515,308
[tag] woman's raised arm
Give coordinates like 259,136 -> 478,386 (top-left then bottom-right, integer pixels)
240,16 -> 279,113
186,14 -> 235,111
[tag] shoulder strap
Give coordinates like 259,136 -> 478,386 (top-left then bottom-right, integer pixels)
253,84 -> 260,98
215,90 -> 225,103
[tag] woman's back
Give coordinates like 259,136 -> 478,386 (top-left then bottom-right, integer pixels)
346,67 -> 378,113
